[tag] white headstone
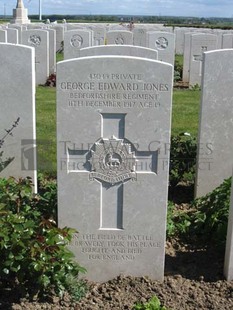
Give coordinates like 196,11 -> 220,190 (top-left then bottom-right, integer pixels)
64,29 -> 93,60
133,28 -> 147,47
52,25 -> 64,52
0,30 -> 7,42
0,43 -> 36,190
147,31 -> 175,65
189,33 -> 217,87
8,25 -> 22,43
195,49 -> 233,197
47,29 -> 56,74
88,26 -> 105,46
22,30 -> 49,85
6,28 -> 18,44
57,56 -> 173,282
182,32 -> 193,84
106,30 -> 133,45
79,45 -> 158,60
224,172 -> 233,281
222,34 -> 233,48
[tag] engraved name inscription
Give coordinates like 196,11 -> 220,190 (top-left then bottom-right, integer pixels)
59,72 -> 169,109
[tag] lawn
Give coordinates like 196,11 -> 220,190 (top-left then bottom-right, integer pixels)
36,85 -> 201,174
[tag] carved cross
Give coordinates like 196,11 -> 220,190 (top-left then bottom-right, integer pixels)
65,113 -> 157,230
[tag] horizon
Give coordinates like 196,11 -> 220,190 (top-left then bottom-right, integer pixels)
2,1 -> 233,19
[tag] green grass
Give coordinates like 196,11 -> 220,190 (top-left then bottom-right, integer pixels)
36,86 -> 56,175
56,52 -> 64,63
172,88 -> 200,137
36,84 -> 201,174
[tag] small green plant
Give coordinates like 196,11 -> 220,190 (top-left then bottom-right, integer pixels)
190,83 -> 201,91
190,177 -> 231,246
166,201 -> 191,238
169,133 -> 197,188
0,177 -> 86,301
133,295 -> 168,310
0,118 -> 20,172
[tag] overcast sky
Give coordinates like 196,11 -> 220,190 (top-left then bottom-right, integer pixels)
4,0 -> 233,18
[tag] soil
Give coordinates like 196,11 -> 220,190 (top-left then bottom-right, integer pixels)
1,238 -> 232,310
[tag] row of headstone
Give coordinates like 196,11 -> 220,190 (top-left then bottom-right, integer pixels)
2,36 -> 233,282
63,29 -> 175,65
1,41 -> 173,281
1,26 -> 56,84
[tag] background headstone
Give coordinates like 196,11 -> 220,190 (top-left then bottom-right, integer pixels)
189,33 -> 217,86
64,29 -> 93,60
22,29 -> 49,85
147,31 -> 175,65
0,30 -> 7,43
0,43 -> 37,190
6,28 -> 18,44
106,30 -> 133,45
79,45 -> 158,59
195,49 -> 233,197
57,56 -> 173,282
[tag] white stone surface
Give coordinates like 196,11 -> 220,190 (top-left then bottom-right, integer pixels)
8,25 -> 22,43
106,30 -> 133,45
79,45 -> 158,60
47,29 -> 56,74
182,32 -> 193,84
0,30 -> 7,42
133,28 -> 147,47
0,43 -> 36,190
222,34 -> 233,48
22,30 -> 49,85
195,49 -> 233,197
6,28 -> 18,44
64,29 -> 93,60
189,33 -> 217,86
51,25 -> 64,52
224,172 -> 233,281
147,31 -> 175,65
11,0 -> 30,24
57,56 -> 173,282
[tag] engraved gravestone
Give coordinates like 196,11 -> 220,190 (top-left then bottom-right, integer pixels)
189,33 -> 217,86
64,29 -> 93,60
147,31 -> 175,65
106,30 -> 133,45
57,56 -> 173,282
22,29 -> 49,85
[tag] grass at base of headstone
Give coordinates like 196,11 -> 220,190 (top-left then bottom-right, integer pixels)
56,52 -> 64,62
172,88 -> 200,137
36,86 -> 56,176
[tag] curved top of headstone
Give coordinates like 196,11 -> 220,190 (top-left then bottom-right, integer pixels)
16,0 -> 25,9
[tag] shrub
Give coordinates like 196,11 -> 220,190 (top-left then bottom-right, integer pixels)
169,133 -> 197,188
0,177 -> 86,301
190,177 -> 231,247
